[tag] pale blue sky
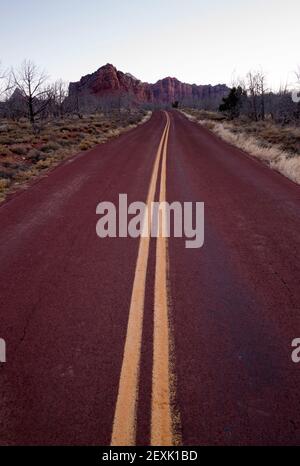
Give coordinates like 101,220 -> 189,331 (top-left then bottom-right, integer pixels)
0,0 -> 299,89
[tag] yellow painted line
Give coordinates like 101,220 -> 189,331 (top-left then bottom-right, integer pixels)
111,113 -> 170,446
151,112 -> 176,445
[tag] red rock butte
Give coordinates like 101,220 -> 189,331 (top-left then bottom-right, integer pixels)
68,63 -> 229,108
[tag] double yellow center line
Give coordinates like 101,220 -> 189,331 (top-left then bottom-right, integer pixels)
111,112 -> 178,446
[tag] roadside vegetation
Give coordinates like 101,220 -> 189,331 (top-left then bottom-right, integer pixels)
0,60 -> 151,202
182,108 -> 300,184
0,111 -> 150,202
181,68 -> 300,185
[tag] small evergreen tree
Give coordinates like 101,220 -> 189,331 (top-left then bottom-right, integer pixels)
219,86 -> 245,119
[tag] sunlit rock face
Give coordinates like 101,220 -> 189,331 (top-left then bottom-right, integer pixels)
68,63 -> 229,109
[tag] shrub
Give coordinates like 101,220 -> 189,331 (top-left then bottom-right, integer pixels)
79,141 -> 93,150
0,171 -> 12,179
0,178 -> 10,191
0,136 -> 13,145
11,145 -> 28,155
0,145 -> 12,156
35,159 -> 52,169
26,149 -> 44,162
40,142 -> 61,153
57,138 -> 73,147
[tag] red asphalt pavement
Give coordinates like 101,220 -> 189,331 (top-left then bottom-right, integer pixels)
0,110 -> 299,445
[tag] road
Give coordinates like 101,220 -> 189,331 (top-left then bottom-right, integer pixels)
0,110 -> 300,445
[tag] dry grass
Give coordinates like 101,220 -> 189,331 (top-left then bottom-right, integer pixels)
181,109 -> 300,185
0,178 -> 10,190
271,156 -> 300,184
0,110 -> 152,201
181,108 -> 225,122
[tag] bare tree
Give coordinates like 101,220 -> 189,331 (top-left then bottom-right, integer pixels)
293,66 -> 300,121
256,70 -> 267,121
0,62 -> 12,99
52,79 -> 68,117
246,71 -> 259,121
12,60 -> 51,124
246,69 -> 268,121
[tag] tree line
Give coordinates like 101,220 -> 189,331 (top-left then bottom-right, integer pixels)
1,60 -> 300,126
219,68 -> 300,124
0,60 -> 71,125
0,59 -> 150,127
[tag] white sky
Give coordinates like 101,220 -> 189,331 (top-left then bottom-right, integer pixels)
0,0 -> 299,90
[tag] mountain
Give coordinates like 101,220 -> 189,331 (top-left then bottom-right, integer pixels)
68,63 -> 229,110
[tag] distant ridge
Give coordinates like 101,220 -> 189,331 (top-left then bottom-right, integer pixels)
68,63 -> 229,109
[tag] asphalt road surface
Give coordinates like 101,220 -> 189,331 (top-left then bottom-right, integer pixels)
0,110 -> 300,445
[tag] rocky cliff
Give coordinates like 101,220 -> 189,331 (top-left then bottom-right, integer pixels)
68,63 -> 229,109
